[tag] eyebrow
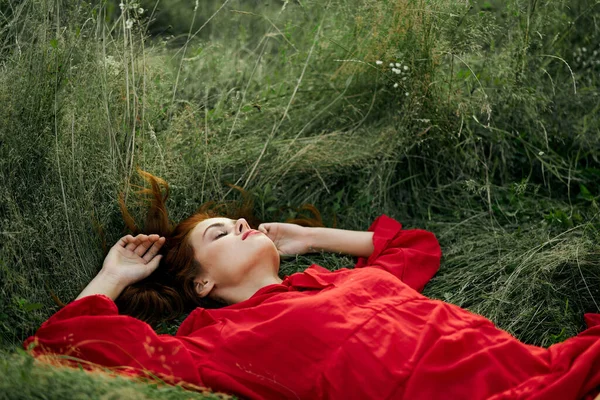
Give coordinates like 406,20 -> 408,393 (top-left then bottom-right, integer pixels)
203,220 -> 234,239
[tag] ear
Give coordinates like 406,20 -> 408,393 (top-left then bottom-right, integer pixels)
194,278 -> 215,298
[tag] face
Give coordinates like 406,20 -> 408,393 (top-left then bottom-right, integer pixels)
188,217 -> 280,297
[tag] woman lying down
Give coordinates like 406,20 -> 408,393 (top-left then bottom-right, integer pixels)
24,171 -> 600,399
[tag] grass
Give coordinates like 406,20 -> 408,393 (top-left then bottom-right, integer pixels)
0,0 -> 599,397
0,348 -> 232,399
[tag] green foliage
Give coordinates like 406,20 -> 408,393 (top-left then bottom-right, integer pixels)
0,0 -> 599,395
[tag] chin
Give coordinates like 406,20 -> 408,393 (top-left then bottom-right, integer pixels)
265,244 -> 280,266
255,236 -> 278,252
249,237 -> 280,268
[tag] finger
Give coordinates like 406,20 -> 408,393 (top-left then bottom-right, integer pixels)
142,237 -> 166,263
126,234 -> 149,251
258,224 -> 269,234
117,235 -> 135,247
133,235 -> 157,257
145,254 -> 163,274
115,235 -> 133,247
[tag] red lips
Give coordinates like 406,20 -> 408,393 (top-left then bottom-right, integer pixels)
242,230 -> 261,240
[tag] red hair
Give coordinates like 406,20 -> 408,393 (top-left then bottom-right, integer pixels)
114,169 -> 327,326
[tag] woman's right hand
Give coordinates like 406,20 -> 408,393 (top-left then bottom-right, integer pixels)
257,223 -> 312,257
101,234 -> 165,288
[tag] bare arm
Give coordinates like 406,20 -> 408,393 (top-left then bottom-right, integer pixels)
305,227 -> 374,258
75,270 -> 128,301
258,222 -> 374,257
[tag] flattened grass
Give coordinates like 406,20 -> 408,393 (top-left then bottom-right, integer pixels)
0,348 -> 232,400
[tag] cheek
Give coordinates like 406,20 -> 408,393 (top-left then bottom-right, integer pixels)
206,240 -> 232,264
206,239 -> 252,270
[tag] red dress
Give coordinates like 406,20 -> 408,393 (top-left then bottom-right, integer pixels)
24,215 -> 600,399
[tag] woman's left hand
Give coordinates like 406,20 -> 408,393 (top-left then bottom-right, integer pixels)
257,222 -> 312,257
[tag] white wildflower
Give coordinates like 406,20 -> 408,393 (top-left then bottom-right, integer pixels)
119,2 -> 125,11
395,62 -> 401,67
538,151 -> 544,156
391,68 -> 401,74
389,63 -> 394,67
582,47 -> 587,52
125,19 -> 134,29
138,8 -> 144,14
104,55 -> 120,77
405,92 -> 409,96
375,60 -> 383,65
402,76 -> 407,81
403,65 -> 409,71
393,83 -> 399,88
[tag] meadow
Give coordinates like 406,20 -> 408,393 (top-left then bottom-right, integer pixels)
1,0 -> 599,397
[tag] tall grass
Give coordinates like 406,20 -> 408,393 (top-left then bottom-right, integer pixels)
0,0 -> 599,396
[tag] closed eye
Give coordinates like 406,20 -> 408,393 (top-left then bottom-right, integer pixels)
216,231 -> 227,239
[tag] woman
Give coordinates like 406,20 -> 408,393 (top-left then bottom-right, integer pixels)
24,172 -> 600,400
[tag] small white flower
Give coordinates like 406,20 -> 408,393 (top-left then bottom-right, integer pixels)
403,65 -> 409,71
391,68 -> 401,74
375,60 -> 383,65
402,76 -> 407,81
582,47 -> 587,52
104,55 -> 120,76
405,92 -> 409,96
138,7 -> 144,14
395,62 -> 401,68
119,2 -> 125,10
393,83 -> 399,88
125,19 -> 134,29
538,151 -> 544,156
389,63 -> 394,67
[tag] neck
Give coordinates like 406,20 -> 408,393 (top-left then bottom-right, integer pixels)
218,273 -> 283,305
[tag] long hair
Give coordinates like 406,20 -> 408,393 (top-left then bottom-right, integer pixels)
114,169 -> 328,326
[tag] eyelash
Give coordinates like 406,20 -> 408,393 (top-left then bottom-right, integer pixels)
216,231 -> 227,239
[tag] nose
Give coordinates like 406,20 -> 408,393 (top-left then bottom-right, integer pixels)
235,218 -> 251,235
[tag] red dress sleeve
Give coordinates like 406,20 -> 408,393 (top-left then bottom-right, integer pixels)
354,214 -> 442,292
23,294 -> 201,386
